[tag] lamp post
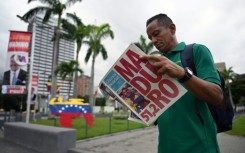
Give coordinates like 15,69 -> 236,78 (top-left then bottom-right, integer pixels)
16,15 -> 36,124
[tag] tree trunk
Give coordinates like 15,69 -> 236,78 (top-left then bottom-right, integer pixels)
73,52 -> 79,98
51,28 -> 60,98
69,80 -> 72,98
228,83 -> 235,112
89,57 -> 95,114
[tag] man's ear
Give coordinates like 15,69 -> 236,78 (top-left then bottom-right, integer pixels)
169,23 -> 176,34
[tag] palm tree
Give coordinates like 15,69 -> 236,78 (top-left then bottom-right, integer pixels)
22,0 -> 82,98
55,60 -> 83,97
230,76 -> 245,109
61,12 -> 90,97
83,24 -> 114,113
220,67 -> 237,108
134,35 -> 154,54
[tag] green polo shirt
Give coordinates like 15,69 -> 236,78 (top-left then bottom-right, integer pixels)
157,42 -> 221,153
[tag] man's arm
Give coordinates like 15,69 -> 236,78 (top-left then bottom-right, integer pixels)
140,55 -> 224,106
2,71 -> 10,85
180,73 -> 223,106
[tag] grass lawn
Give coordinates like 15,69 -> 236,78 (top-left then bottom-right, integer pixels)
31,117 -> 150,140
225,116 -> 245,137
31,115 -> 245,140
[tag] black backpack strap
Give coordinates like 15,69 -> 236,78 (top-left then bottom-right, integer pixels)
180,44 -> 196,75
180,43 -> 204,126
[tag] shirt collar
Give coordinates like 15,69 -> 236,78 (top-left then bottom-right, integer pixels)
11,69 -> 20,75
171,42 -> 186,52
156,42 -> 186,56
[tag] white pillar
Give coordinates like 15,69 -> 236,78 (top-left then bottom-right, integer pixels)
26,21 -> 36,124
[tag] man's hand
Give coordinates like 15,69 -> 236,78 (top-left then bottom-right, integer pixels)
140,55 -> 185,79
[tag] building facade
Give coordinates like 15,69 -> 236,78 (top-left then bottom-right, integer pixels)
77,75 -> 91,97
215,62 -> 226,72
27,15 -> 75,98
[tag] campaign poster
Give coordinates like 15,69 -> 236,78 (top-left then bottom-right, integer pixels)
1,31 -> 32,94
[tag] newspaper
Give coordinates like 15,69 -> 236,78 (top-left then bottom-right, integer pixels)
99,44 -> 187,125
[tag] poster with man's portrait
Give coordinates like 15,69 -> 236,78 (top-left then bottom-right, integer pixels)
1,31 -> 32,94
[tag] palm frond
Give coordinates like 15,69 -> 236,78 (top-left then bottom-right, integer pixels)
43,9 -> 52,23
100,46 -> 108,60
65,0 -> 82,7
134,35 -> 153,54
22,6 -> 49,21
28,0 -> 55,5
66,12 -> 83,26
85,48 -> 92,63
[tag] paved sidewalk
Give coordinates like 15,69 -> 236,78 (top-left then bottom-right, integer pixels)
74,127 -> 245,153
1,126 -> 245,153
218,132 -> 245,153
74,127 -> 158,153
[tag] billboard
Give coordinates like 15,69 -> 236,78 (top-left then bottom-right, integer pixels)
1,31 -> 32,94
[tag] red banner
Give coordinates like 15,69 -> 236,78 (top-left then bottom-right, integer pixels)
8,31 -> 32,52
32,74 -> 38,87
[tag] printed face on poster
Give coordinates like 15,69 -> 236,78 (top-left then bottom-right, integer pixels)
1,31 -> 32,94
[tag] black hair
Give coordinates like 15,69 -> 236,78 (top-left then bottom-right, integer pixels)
146,13 -> 173,27
10,54 -> 15,59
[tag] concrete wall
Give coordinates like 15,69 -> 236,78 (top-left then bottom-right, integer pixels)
4,122 -> 76,153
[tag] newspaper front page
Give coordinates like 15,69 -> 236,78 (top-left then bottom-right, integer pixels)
99,44 -> 187,125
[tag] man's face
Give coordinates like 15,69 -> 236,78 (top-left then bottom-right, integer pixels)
146,19 -> 174,53
10,58 -> 19,71
31,88 -> 34,94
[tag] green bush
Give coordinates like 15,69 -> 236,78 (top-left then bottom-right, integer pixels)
2,94 -> 27,111
77,95 -> 89,103
0,92 -> 3,109
95,97 -> 106,106
112,112 -> 129,120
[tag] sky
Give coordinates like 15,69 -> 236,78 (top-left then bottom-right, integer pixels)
0,0 -> 245,87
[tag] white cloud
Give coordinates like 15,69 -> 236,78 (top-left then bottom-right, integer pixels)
0,0 -> 244,86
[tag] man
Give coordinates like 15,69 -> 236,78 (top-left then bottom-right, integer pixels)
30,87 -> 37,111
2,54 -> 27,85
140,14 -> 224,153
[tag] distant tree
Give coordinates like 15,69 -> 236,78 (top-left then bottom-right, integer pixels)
77,95 -> 89,103
95,97 -> 106,114
134,35 -> 154,54
95,97 -> 106,106
220,67 -> 237,108
0,90 -> 3,109
230,74 -> 245,110
83,23 -> 114,113
55,60 -> 83,97
61,12 -> 90,97
240,97 -> 245,107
